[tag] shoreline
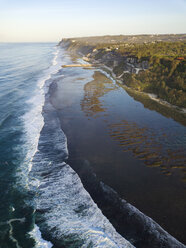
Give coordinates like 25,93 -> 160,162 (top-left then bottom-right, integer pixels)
76,56 -> 186,126
83,56 -> 186,115
51,46 -> 186,246
62,63 -> 93,68
59,36 -> 186,111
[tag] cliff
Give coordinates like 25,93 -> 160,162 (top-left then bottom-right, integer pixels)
59,35 -> 186,108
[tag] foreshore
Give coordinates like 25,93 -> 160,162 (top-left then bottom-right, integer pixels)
60,39 -> 186,119
76,55 -> 186,126
84,56 -> 186,116
62,63 -> 93,68
50,45 -> 186,246
59,36 -> 186,110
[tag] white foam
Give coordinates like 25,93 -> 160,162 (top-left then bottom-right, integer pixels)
26,48 -> 133,247
5,218 -> 25,248
15,46 -> 63,247
100,182 -> 185,247
27,49 -> 134,247
35,161 -> 134,247
29,224 -> 53,248
19,46 -> 63,183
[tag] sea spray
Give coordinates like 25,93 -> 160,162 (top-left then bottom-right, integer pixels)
19,47 -> 64,246
29,49 -> 134,247
29,225 -> 53,248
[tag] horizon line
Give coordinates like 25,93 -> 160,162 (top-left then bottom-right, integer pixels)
1,32 -> 185,43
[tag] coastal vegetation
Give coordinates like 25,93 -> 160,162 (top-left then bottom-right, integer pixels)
60,35 -> 186,108
95,42 -> 186,108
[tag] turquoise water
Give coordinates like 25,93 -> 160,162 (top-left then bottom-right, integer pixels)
0,43 -> 57,247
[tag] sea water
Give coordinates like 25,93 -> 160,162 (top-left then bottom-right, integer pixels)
0,43 -> 134,248
2,42 -> 184,248
0,43 -> 59,248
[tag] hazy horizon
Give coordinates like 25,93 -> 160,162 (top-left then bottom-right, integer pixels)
1,0 -> 186,42
0,32 -> 186,44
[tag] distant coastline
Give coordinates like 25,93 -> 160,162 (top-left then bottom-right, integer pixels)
58,35 -> 186,126
59,34 -> 186,111
50,41 -> 186,246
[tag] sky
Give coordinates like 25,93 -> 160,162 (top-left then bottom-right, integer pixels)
0,0 -> 186,42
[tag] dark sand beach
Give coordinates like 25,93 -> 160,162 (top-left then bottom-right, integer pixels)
50,51 -> 186,245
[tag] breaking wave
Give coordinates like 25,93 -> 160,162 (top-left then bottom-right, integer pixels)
28,47 -> 185,248
18,47 -> 63,247
29,57 -> 134,247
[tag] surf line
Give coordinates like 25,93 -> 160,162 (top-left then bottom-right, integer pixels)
0,218 -> 25,248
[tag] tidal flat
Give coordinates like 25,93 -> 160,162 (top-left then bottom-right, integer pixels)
50,52 -> 186,245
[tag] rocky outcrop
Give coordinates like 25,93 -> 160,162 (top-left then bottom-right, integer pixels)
59,39 -> 149,76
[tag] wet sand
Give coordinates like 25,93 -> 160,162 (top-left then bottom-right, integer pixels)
50,54 -> 186,244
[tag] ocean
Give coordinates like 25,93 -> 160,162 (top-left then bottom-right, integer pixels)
0,43 -> 134,248
0,43 -> 60,247
0,43 -> 185,248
